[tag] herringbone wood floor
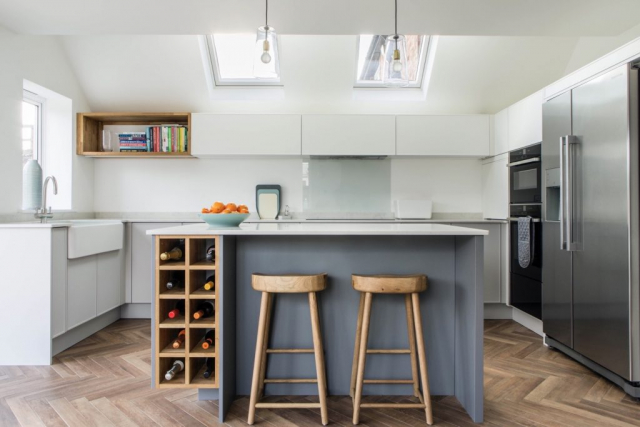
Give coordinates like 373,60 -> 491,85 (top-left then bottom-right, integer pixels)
0,319 -> 639,426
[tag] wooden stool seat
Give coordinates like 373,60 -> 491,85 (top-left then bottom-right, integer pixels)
248,273 -> 329,426
352,274 -> 427,294
252,273 -> 327,293
350,274 -> 434,425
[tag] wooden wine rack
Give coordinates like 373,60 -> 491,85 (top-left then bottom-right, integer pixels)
154,235 -> 219,389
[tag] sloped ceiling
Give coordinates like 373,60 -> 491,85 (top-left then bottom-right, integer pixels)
2,0 -> 640,36
60,34 -> 580,114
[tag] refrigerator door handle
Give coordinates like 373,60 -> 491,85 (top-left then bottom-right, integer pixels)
560,136 -> 568,250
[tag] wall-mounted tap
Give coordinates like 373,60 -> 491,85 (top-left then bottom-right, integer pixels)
35,176 -> 58,223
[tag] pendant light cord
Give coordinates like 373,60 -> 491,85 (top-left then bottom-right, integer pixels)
265,0 -> 269,28
394,0 -> 398,36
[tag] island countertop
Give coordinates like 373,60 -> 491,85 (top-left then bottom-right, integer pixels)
146,222 -> 489,236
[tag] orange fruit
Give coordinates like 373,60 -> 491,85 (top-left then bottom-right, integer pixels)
201,208 -> 210,214
225,203 -> 237,212
221,209 -> 232,214
237,204 -> 248,211
210,202 -> 225,213
238,207 -> 249,214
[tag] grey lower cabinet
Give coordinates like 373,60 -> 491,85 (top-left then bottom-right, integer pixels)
453,223 -> 503,303
67,255 -> 98,330
130,222 -> 177,303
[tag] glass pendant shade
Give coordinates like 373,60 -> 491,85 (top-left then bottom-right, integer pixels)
253,26 -> 279,79
382,34 -> 409,87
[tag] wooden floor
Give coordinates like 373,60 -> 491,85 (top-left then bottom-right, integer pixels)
0,319 -> 639,426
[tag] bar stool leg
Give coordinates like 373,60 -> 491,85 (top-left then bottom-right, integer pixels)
411,293 -> 434,425
404,294 -> 421,398
352,292 -> 372,425
248,291 -> 270,425
257,293 -> 274,399
309,291 -> 329,425
350,292 -> 365,398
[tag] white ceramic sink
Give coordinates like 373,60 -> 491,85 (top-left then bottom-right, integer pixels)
51,220 -> 124,259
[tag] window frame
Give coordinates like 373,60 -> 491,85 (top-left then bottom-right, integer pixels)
204,34 -> 282,87
22,89 -> 46,168
353,35 -> 429,89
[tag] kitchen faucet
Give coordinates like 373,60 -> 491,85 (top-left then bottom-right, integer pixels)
35,176 -> 58,223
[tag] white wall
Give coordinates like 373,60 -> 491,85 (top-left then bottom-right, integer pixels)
94,157 -> 483,214
0,28 -> 92,214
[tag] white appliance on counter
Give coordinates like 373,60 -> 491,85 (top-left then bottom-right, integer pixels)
394,200 -> 433,219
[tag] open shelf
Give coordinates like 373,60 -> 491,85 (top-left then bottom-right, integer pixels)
155,236 -> 220,389
77,112 -> 192,158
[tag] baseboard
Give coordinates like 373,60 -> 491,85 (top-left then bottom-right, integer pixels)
484,303 -> 513,319
512,307 -> 543,336
121,303 -> 151,319
52,307 -> 121,357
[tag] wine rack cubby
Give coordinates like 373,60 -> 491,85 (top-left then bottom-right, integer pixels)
155,236 -> 219,389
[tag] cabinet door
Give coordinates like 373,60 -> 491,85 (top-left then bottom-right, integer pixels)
481,154 -> 508,220
455,223 -> 502,303
131,223 -> 175,303
302,115 -> 395,155
191,114 -> 301,156
508,90 -> 543,151
97,250 -> 123,316
493,109 -> 509,155
396,115 -> 490,156
67,255 -> 97,330
51,229 -> 67,338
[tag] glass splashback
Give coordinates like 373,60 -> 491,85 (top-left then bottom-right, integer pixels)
302,158 -> 391,214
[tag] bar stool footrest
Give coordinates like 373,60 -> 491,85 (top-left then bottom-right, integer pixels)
255,402 -> 322,409
362,379 -> 415,384
263,378 -> 318,384
360,403 -> 426,409
366,349 -> 411,354
266,348 -> 314,354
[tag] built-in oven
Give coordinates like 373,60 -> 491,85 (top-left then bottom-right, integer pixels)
509,144 -> 542,204
509,204 -> 542,320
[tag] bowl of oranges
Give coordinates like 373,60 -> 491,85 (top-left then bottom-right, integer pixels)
199,202 -> 250,227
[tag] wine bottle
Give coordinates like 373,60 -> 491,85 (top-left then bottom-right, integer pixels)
205,245 -> 215,262
166,278 -> 184,290
201,330 -> 215,349
164,360 -> 184,380
167,300 -> 185,319
193,301 -> 214,320
203,358 -> 214,379
160,240 -> 185,261
171,330 -> 186,349
203,275 -> 215,291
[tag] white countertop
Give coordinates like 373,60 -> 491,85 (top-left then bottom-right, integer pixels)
146,222 -> 489,236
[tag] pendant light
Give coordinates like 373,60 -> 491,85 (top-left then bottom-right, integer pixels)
383,0 -> 409,87
253,0 -> 279,79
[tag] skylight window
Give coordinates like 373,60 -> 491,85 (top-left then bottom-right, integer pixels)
355,35 -> 429,88
204,34 -> 281,86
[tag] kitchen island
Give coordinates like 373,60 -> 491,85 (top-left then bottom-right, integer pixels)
147,222 -> 487,423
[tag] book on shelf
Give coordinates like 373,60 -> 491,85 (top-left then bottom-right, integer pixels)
144,124 -> 188,153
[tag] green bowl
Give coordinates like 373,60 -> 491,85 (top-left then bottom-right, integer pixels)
199,213 -> 249,228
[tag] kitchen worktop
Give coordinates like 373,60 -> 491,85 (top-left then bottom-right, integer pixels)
146,222 -> 490,236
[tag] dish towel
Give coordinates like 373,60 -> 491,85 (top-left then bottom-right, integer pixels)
518,216 -> 535,268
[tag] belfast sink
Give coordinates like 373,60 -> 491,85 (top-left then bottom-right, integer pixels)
51,220 -> 124,259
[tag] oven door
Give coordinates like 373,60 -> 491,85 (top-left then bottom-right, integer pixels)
510,219 -> 542,281
509,161 -> 542,204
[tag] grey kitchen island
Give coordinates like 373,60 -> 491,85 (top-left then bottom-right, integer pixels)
147,222 -> 487,423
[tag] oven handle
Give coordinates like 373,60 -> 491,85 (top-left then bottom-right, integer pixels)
506,157 -> 541,167
508,217 -> 541,222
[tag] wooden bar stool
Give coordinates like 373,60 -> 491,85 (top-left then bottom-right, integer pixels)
350,274 -> 433,425
248,273 -> 329,426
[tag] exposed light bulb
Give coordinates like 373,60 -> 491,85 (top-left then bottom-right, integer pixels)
392,59 -> 403,73
261,51 -> 272,64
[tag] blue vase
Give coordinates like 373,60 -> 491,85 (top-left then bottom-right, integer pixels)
22,160 -> 42,210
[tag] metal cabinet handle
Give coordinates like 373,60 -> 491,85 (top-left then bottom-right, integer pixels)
506,157 -> 541,167
560,136 -> 567,250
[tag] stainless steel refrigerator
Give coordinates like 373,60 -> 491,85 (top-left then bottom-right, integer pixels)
542,63 -> 640,396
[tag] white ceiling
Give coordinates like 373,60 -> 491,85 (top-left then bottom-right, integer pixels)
2,0 -> 640,36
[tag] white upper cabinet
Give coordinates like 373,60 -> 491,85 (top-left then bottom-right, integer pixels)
492,109 -> 509,156
481,153 -> 509,220
508,90 -> 543,151
302,115 -> 395,156
191,114 -> 301,156
396,115 -> 490,156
